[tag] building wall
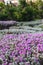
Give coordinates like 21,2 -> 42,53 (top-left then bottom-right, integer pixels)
3,0 -> 19,5
0,0 -> 4,2
0,0 -> 43,5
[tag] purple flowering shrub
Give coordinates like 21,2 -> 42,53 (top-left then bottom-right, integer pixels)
0,21 -> 16,29
0,33 -> 43,65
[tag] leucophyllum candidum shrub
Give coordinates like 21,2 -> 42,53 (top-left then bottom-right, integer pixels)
0,21 -> 16,29
0,33 -> 43,65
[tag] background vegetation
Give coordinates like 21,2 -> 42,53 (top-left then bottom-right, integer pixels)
0,0 -> 43,21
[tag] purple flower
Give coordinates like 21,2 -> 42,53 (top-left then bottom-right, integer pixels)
0,33 -> 43,64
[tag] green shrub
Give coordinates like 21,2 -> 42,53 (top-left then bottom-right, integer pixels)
0,1 -> 43,21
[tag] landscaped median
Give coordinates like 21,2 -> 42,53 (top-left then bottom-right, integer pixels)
0,33 -> 43,65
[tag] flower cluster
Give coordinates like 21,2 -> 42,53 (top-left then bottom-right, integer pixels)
0,21 -> 16,26
0,33 -> 43,65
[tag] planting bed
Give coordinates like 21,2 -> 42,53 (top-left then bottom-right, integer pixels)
0,33 -> 43,65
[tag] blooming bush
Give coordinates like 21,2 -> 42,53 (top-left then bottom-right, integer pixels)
0,21 -> 16,29
0,33 -> 43,65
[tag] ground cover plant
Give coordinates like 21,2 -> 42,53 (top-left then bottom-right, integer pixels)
0,33 -> 43,65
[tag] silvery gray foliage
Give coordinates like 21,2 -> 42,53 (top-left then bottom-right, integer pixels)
19,62 -> 24,65
31,57 -> 40,65
18,20 -> 42,26
0,29 -> 36,34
